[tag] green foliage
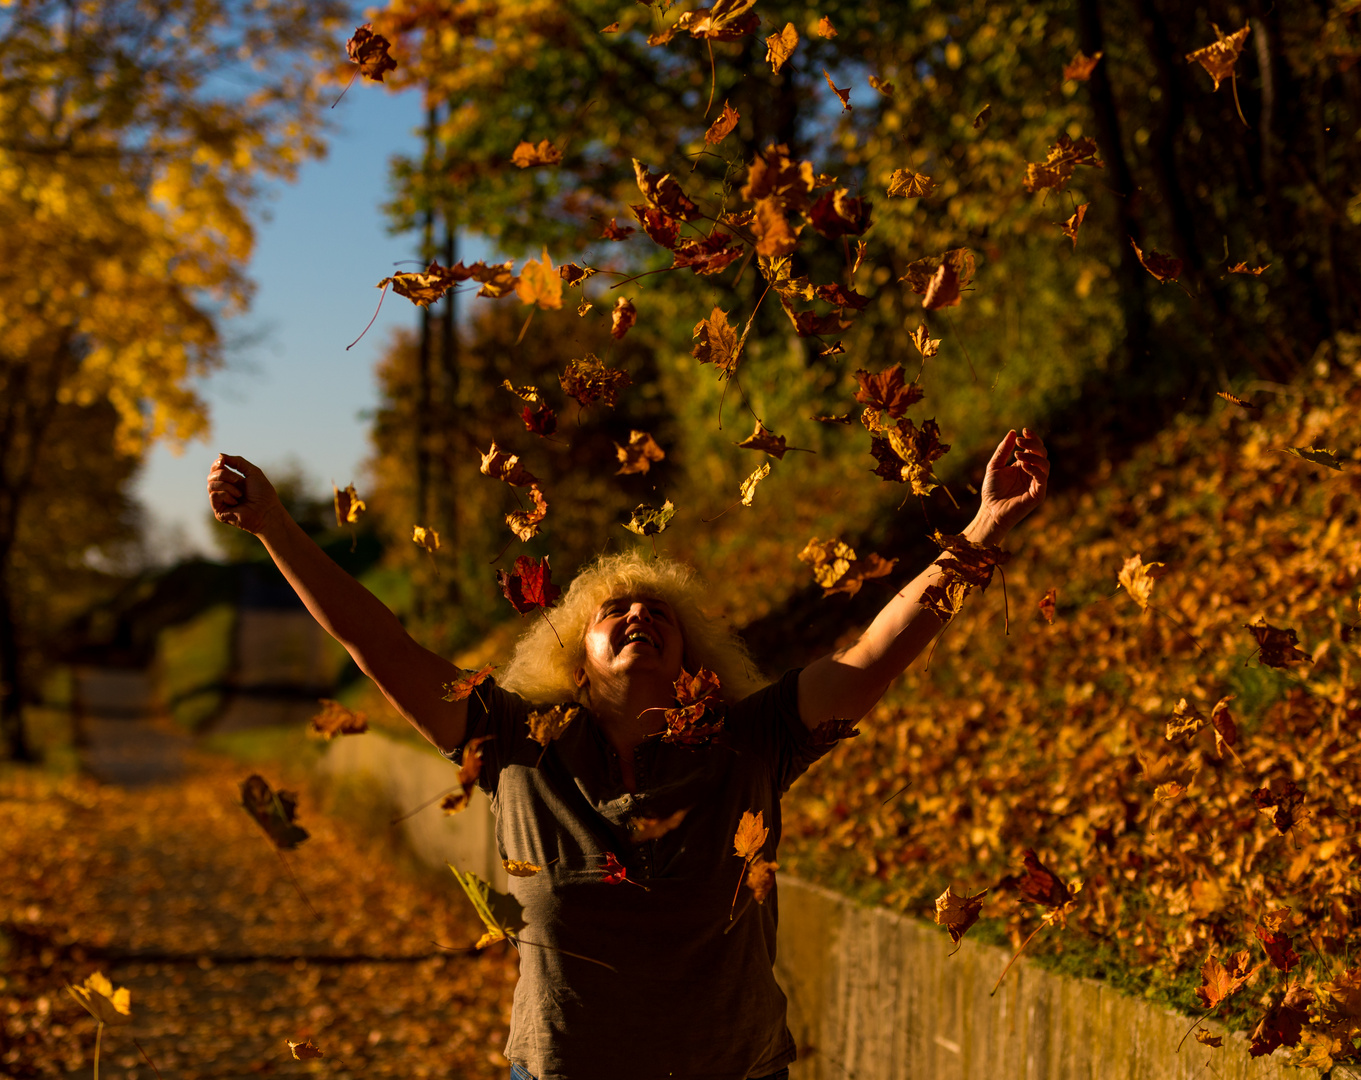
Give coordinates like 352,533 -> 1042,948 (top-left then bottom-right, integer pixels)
155,604 -> 236,731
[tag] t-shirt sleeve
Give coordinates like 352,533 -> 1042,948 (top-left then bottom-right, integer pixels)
727,667 -> 836,794
440,678 -> 534,796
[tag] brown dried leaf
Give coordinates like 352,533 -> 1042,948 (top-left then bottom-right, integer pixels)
310,699 -> 368,739
615,430 -> 666,475
511,139 -> 563,168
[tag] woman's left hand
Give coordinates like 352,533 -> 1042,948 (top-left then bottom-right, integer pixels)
969,428 -> 1049,545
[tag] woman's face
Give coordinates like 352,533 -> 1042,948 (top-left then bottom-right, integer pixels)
576,594 -> 686,693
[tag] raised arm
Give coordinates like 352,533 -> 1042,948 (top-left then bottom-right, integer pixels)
797,429 -> 1049,729
207,454 -> 467,753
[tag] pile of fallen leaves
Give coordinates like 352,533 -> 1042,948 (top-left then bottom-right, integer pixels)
0,752 -> 516,1078
782,338 -> 1361,1069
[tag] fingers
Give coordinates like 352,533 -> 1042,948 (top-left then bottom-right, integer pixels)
216,452 -> 254,476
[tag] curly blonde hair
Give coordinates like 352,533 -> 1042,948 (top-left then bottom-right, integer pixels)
497,550 -> 767,706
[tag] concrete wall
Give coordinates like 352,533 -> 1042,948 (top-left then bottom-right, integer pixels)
325,732 -> 1307,1080
321,730 -> 507,892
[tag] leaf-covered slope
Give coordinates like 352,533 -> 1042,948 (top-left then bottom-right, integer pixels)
782,336 -> 1361,1066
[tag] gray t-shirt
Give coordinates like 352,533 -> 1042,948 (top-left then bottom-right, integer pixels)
450,668 -> 830,1080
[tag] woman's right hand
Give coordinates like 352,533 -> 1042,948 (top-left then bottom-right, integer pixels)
207,453 -> 284,536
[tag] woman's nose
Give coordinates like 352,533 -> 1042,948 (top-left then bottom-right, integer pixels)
626,603 -> 651,622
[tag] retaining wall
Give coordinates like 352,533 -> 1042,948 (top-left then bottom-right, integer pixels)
322,731 -> 1306,1080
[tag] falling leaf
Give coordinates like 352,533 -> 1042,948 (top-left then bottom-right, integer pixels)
288,1038 -> 323,1061
239,774 -> 309,850
560,354 -> 632,408
633,158 -> 700,220
1217,390 -> 1260,412
633,204 -> 681,249
972,103 -> 992,129
1196,951 -> 1262,1009
1039,587 -> 1057,624
412,525 -> 440,552
808,189 -> 871,239
1278,446 -> 1345,470
812,412 -> 855,424
765,22 -> 798,73
906,324 -> 940,360
1245,619 -> 1310,667
449,860 -> 526,948
515,248 -> 564,309
1014,849 -> 1073,908
742,144 -> 816,209
629,808 -> 690,841
922,263 -> 962,309
1210,696 -> 1237,758
1255,909 -> 1301,972
746,856 -> 779,903
559,263 -> 598,288
67,972 -> 132,1027
1249,986 -> 1312,1057
1194,1029 -> 1224,1049
870,417 -> 950,495
815,15 -> 837,38
378,260 -> 467,307
820,340 -> 846,357
1252,778 -> 1307,834
1166,698 -> 1206,741
506,485 -> 549,541
624,500 -> 676,536
934,886 -> 987,952
442,665 -> 496,703
441,735 -> 492,816
511,140 -> 563,168
503,860 -> 541,877
600,21 -> 620,32
740,462 -> 771,506
1130,238 -> 1183,283
528,703 -> 579,752
887,168 -> 935,198
479,442 -> 540,487
1024,134 -> 1103,193
705,102 -> 740,145
752,197 -> 801,257
823,68 -> 851,110
600,217 -> 636,241
611,297 -> 637,339
900,248 -> 975,294
616,430 -> 666,475
1063,50 -> 1103,81
524,406 -> 557,436
1117,554 -> 1164,612
347,24 -> 396,81
855,364 -> 924,419
1228,261 -> 1270,276
1059,203 -> 1089,249
600,852 -> 632,884
692,307 -> 741,375
310,699 -> 368,739
661,668 -> 725,747
1187,23 -> 1251,91
733,809 -> 769,860
798,538 -> 854,591
869,74 -> 895,96
333,483 -> 366,527
497,556 -> 562,615
736,420 -> 792,459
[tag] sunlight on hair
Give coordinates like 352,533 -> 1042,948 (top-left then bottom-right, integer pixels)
498,549 -> 766,705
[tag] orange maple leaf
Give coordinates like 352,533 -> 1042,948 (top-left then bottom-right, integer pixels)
310,699 -> 368,739
765,23 -> 798,73
1195,950 -> 1262,1009
705,102 -> 740,145
1063,50 -> 1103,81
511,139 -> 563,168
733,809 -> 769,861
1187,23 -> 1251,91
442,665 -> 496,703
506,485 -> 548,541
346,25 -> 396,81
615,430 -> 666,475
611,296 -> 637,339
692,307 -> 741,374
1024,134 -> 1103,193
1130,238 -> 1183,283
823,68 -> 851,110
515,249 -> 563,309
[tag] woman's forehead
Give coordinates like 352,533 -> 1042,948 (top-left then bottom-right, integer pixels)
596,592 -> 672,613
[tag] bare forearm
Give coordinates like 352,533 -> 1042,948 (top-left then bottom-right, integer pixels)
253,509 -> 465,750
798,518 -> 995,725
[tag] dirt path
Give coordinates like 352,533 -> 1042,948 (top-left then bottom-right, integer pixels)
0,750 -> 518,1079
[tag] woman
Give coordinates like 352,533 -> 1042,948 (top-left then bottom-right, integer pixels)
206,428 -> 1048,1080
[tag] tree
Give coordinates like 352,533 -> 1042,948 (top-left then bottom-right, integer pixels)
359,0 -> 1360,638
0,0 -> 348,759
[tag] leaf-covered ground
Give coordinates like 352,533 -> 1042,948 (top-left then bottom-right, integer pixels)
0,749 -> 517,1079
782,341 -> 1361,1068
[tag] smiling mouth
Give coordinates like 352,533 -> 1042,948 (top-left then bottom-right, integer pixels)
621,629 -> 659,650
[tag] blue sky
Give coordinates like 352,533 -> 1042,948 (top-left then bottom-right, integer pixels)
136,83 -> 491,559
